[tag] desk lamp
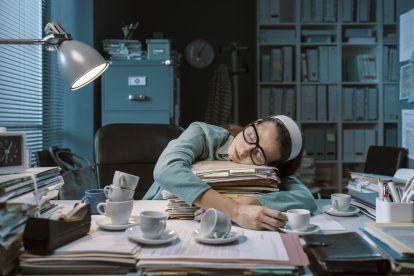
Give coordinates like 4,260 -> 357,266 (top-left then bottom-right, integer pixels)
0,22 -> 109,90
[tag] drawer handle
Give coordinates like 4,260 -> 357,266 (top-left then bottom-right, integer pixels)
129,94 -> 150,101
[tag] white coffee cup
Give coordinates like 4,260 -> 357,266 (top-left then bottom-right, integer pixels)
96,199 -> 133,225
104,185 -> 135,202
331,193 -> 351,212
113,171 -> 140,190
139,211 -> 168,239
199,208 -> 231,239
286,209 -> 310,230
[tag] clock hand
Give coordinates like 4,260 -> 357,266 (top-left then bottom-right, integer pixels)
7,141 -> 13,151
197,43 -> 207,59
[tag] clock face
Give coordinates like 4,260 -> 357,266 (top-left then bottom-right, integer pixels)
185,39 -> 215,69
0,136 -> 22,167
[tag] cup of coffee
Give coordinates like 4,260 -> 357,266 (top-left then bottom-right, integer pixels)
139,211 -> 168,239
286,209 -> 310,231
331,193 -> 351,212
96,199 -> 133,225
104,185 -> 135,202
113,171 -> 140,191
199,208 -> 231,239
81,189 -> 106,215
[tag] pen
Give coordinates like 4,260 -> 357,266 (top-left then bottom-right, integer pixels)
387,181 -> 400,202
378,180 -> 384,201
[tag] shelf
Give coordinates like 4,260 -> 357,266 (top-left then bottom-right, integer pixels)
301,82 -> 339,85
342,121 -> 378,124
384,120 -> 398,124
301,121 -> 338,124
300,22 -> 338,26
341,22 -> 377,26
342,43 -> 377,47
383,81 -> 397,84
259,82 -> 296,86
315,160 -> 338,164
301,43 -> 337,46
259,23 -> 296,27
258,42 -> 296,46
341,82 -> 378,85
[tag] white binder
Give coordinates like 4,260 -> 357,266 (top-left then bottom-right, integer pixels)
317,85 -> 327,121
343,129 -> 355,162
328,85 -> 338,121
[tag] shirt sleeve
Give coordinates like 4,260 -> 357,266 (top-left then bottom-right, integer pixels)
151,122 -> 229,206
257,176 -> 317,213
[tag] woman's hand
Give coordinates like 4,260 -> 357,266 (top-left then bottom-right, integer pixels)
232,195 -> 260,205
230,204 -> 287,231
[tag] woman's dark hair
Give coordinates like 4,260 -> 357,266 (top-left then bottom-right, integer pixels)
221,117 -> 303,177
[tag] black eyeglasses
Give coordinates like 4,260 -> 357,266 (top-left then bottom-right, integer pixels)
242,122 -> 267,165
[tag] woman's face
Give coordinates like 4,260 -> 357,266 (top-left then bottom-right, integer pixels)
228,121 -> 281,165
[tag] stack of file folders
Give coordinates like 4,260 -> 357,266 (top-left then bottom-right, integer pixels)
361,223 -> 414,274
103,39 -> 143,60
163,161 -> 280,219
136,230 -> 309,276
0,202 -> 34,275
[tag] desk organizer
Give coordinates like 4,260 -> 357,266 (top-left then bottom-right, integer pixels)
376,198 -> 414,223
23,204 -> 91,254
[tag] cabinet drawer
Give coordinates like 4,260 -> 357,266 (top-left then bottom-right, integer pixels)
102,65 -> 172,111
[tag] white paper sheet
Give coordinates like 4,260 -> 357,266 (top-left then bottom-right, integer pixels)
400,9 -> 414,62
400,63 -> 414,99
138,229 -> 289,261
402,109 -> 414,160
310,214 -> 346,231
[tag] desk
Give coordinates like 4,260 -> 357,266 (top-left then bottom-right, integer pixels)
22,199 -> 374,275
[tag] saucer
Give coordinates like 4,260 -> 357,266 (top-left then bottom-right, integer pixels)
280,224 -> 321,235
322,205 -> 360,217
126,226 -> 178,245
193,229 -> 243,245
96,216 -> 140,231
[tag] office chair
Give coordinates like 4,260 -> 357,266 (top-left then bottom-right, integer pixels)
364,145 -> 408,176
94,124 -> 183,199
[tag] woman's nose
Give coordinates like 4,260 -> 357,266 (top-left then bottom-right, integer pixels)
239,142 -> 254,159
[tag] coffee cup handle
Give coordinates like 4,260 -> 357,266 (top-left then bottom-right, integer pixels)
81,196 -> 89,204
213,231 -> 229,239
332,199 -> 338,209
120,175 -> 126,187
96,202 -> 106,215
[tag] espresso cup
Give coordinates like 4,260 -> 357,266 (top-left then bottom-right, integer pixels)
199,208 -> 231,239
286,209 -> 310,231
104,185 -> 135,202
331,193 -> 351,212
113,171 -> 140,191
96,199 -> 133,225
139,211 -> 168,239
81,189 -> 106,215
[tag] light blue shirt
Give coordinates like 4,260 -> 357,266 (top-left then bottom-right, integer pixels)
144,122 -> 317,213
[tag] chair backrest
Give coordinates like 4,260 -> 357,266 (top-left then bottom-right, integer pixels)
364,145 -> 408,176
94,124 -> 183,199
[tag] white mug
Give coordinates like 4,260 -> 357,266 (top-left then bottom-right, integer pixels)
286,209 -> 310,230
139,211 -> 168,239
96,199 -> 133,225
113,171 -> 140,190
331,193 -> 351,212
104,185 -> 135,202
200,208 -> 231,239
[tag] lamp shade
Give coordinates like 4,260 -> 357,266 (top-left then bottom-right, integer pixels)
57,39 -> 109,91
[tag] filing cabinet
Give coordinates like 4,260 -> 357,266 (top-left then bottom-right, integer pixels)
101,60 -> 174,125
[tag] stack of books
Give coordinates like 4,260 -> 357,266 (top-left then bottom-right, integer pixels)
361,223 -> 414,274
164,161 -> 280,219
295,155 -> 316,188
343,54 -> 377,82
103,39 -> 143,60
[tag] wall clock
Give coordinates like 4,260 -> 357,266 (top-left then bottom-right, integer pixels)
0,131 -> 28,174
185,39 -> 215,69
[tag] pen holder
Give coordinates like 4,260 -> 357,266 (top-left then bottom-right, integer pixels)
375,198 -> 414,223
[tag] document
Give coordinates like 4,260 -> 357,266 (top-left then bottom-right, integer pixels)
402,109 -> 414,160
399,63 -> 414,100
399,8 -> 414,62
138,229 -> 289,262
310,214 -> 345,231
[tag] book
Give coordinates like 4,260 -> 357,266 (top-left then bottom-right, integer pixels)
303,232 -> 391,274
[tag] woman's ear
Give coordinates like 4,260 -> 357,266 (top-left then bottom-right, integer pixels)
273,148 -> 304,177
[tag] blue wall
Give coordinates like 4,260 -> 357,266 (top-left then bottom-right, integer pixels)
54,0 -> 95,162
398,0 -> 414,168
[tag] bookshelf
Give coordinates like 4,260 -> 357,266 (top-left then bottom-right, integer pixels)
256,0 -> 398,193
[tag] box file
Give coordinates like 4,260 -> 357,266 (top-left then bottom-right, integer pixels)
283,47 -> 293,82
364,129 -> 376,154
342,87 -> 354,120
319,47 -> 329,82
328,85 -> 337,121
261,54 -> 271,82
313,0 -> 324,22
260,88 -> 271,117
354,129 -> 365,162
328,47 -> 337,82
383,0 -> 395,23
272,88 -> 284,115
354,88 -> 366,120
284,88 -> 296,119
314,129 -> 326,160
307,49 -> 319,81
304,128 -> 316,158
366,88 -> 378,120
324,0 -> 337,22
258,0 -> 270,24
270,48 -> 283,82
301,86 -> 317,121
317,85 -> 327,121
342,0 -> 354,22
343,129 -> 355,161
269,0 -> 280,24
325,128 -> 336,160
383,85 -> 398,120
385,127 -> 397,147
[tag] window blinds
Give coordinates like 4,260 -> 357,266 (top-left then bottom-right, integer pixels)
0,0 -> 64,165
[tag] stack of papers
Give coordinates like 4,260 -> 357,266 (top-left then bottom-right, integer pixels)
348,171 -> 405,193
19,226 -> 140,275
103,39 -> 143,60
361,223 -> 414,273
165,161 -> 280,219
136,230 -> 309,275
